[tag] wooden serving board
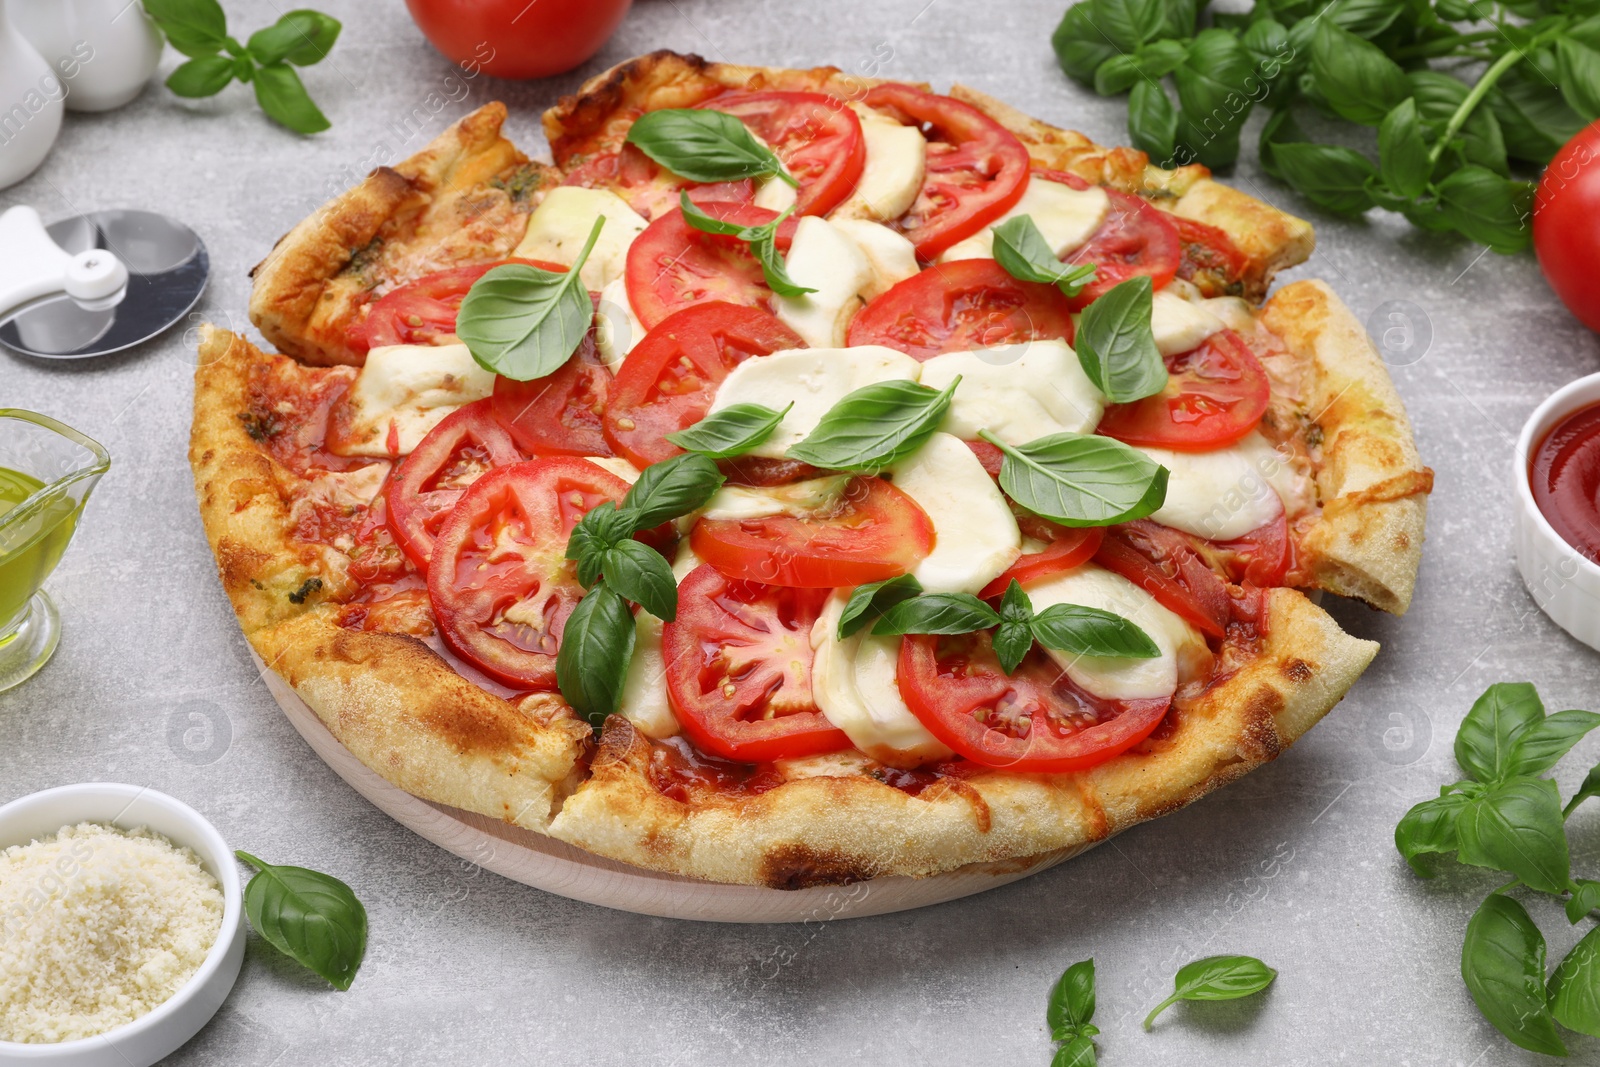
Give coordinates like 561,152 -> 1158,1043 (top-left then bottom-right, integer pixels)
254,652 -> 1086,922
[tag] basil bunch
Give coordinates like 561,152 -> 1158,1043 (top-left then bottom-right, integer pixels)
143,0 -> 340,134
1395,682 -> 1600,1054
1052,0 -> 1600,253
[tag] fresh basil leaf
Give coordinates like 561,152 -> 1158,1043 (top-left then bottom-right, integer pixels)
1456,778 -> 1571,894
676,193 -> 748,237
1032,604 -> 1161,659
1549,924 -> 1600,1038
235,850 -> 366,990
1378,99 -> 1430,201
1461,893 -> 1567,1056
555,583 -> 637,728
1093,0 -> 1164,51
872,593 -> 1002,637
1143,955 -> 1276,1030
1558,38 -> 1600,119
1048,958 -> 1097,1039
1240,18 -> 1292,85
992,620 -> 1034,675
1127,79 -> 1179,162
666,402 -> 791,459
232,54 -> 254,83
1173,29 -> 1255,169
1567,879 -> 1600,925
1053,3 -> 1121,83
1051,1035 -> 1097,1067
1074,275 -> 1167,404
838,574 -> 923,640
787,378 -> 957,474
1409,70 -> 1509,178
457,221 -> 600,381
1310,22 -> 1408,126
1503,710 -> 1600,779
626,109 -> 795,187
567,501 -> 636,588
1394,791 -> 1471,877
1566,762 -> 1600,818
600,539 -> 678,622
679,195 -> 815,297
1321,0 -> 1408,38
620,452 -> 726,530
982,430 -> 1168,528
143,0 -> 229,57
1257,107 -> 1306,182
1134,38 -> 1188,79
1094,54 -> 1144,97
165,55 -> 236,97
1456,682 -> 1545,783
1437,168 -> 1533,255
997,580 -> 1032,624
993,216 -> 1098,295
1271,142 -> 1376,215
248,9 -> 340,66
1490,68 -> 1585,166
251,62 -> 330,135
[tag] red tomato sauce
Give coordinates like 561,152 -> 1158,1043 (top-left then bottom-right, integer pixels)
1531,400 -> 1600,562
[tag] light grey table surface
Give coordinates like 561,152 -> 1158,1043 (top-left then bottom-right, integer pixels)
4,1 -> 1599,1063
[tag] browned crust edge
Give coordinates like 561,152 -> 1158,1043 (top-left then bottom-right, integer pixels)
1263,280 -> 1432,615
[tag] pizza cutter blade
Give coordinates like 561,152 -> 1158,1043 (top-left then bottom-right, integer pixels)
0,206 -> 209,360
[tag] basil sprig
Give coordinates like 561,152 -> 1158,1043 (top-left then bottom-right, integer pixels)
1047,958 -> 1100,1065
1394,681 -> 1600,1054
1073,276 -> 1168,404
787,378 -> 959,473
978,429 -> 1168,528
872,579 -> 1158,675
1143,955 -> 1277,1031
557,453 -> 725,726
235,851 -> 367,990
666,402 -> 792,459
627,109 -> 798,188
837,574 -> 923,640
144,0 -> 339,134
456,217 -> 603,381
678,194 -> 815,297
991,215 -> 1098,297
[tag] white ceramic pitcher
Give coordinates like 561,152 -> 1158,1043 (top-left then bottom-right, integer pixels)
7,0 -> 163,113
0,3 -> 64,191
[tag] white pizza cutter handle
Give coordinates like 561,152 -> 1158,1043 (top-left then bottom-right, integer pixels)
0,205 -> 128,318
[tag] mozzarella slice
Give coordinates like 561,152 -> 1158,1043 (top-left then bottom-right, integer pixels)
617,540 -> 707,739
512,186 -> 648,290
1151,289 -> 1226,357
1025,564 -> 1210,701
710,345 -> 921,458
753,175 -> 799,213
331,343 -> 495,458
918,339 -> 1105,446
831,218 -> 919,300
939,179 -> 1110,263
584,455 -> 641,483
700,475 -> 852,521
594,277 -> 647,370
833,104 -> 927,222
774,216 -> 876,348
1134,433 -> 1287,540
810,592 -> 952,765
889,432 -> 1019,594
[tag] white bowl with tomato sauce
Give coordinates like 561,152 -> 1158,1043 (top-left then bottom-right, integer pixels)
1516,372 -> 1600,651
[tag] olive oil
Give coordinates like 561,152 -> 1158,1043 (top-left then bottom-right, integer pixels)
0,466 -> 79,635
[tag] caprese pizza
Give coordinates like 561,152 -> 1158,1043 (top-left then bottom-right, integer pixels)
192,52 -> 1431,888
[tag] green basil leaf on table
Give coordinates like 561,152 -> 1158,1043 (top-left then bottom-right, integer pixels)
1048,957 -> 1097,1039
599,539 -> 679,622
1127,79 -> 1179,162
143,0 -> 229,57
457,218 -> 601,380
786,378 -> 958,474
1322,0 -> 1408,38
1565,761 -> 1600,818
838,574 -> 923,640
992,216 -> 1098,296
1093,54 -> 1144,98
626,109 -> 796,187
251,62 -> 330,135
555,582 -> 637,728
166,55 -> 236,98
1051,1035 -> 1097,1067
1090,0 -> 1165,52
1270,142 -> 1376,216
1032,604 -> 1161,659
1173,29 -> 1255,169
1456,777 -> 1570,894
1073,275 -> 1167,404
1566,879 -> 1600,925
1549,924 -> 1600,1038
1378,99 -> 1431,201
1143,955 -> 1277,1030
979,430 -> 1168,528
1394,791 -> 1471,877
1461,893 -> 1567,1056
1408,70 -> 1509,178
1557,38 -> 1600,121
1052,3 -> 1120,83
1309,22 -> 1409,126
1257,107 -> 1307,182
1490,67 -> 1586,166
872,593 -> 1002,637
1455,681 -> 1545,783
247,9 -> 341,67
235,850 -> 367,990
666,402 -> 792,459
1502,709 -> 1600,779
619,451 -> 726,531
1134,38 -> 1188,79
1436,168 -> 1534,255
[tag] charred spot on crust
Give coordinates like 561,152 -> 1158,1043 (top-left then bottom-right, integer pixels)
1280,658 -> 1315,684
1235,687 -> 1287,763
760,844 -> 875,891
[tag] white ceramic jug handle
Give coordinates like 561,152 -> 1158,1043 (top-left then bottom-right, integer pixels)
0,206 -> 128,317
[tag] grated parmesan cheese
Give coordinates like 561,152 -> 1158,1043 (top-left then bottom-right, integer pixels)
0,822 -> 224,1044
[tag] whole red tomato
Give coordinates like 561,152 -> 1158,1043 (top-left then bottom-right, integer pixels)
404,0 -> 632,79
1535,120 -> 1600,332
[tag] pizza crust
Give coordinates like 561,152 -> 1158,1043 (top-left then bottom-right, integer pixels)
248,103 -> 559,368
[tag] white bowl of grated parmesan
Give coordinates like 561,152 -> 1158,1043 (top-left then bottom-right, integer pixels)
0,784 -> 244,1065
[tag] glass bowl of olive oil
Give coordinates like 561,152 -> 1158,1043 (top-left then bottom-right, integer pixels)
0,410 -> 109,691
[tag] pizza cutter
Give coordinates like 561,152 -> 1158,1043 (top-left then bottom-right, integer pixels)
0,205 -> 209,359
